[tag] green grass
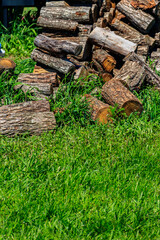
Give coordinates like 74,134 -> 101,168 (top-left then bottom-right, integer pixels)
0,19 -> 160,239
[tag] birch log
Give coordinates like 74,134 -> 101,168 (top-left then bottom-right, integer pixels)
88,27 -> 137,56
31,49 -> 75,74
102,79 -> 143,116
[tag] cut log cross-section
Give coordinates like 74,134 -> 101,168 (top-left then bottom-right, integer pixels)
102,79 -> 143,116
85,94 -> 112,124
0,100 -> 56,136
88,27 -> 137,56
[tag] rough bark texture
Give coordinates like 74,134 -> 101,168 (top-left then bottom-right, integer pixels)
31,49 -> 75,74
102,79 -> 143,116
88,27 -> 137,56
42,34 -> 92,60
114,60 -> 146,91
46,1 -> 70,7
130,0 -> 157,10
125,52 -> 160,88
117,0 -> 155,33
34,34 -> 82,56
92,49 -> 116,72
85,94 -> 112,124
40,6 -> 92,24
37,17 -> 78,32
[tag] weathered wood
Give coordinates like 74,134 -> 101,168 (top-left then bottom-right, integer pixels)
42,34 -> 92,60
17,72 -> 59,96
125,52 -> 160,87
85,94 -> 112,124
88,27 -> 137,56
0,59 -> 16,73
31,49 -> 75,74
92,49 -> 116,72
46,1 -> 70,7
34,34 -> 82,56
0,101 -> 56,136
74,66 -> 89,80
78,24 -> 93,37
37,16 -> 78,32
117,0 -> 155,33
102,79 -> 143,116
33,64 -> 56,74
92,4 -> 99,23
40,6 -> 92,24
114,60 -> 146,91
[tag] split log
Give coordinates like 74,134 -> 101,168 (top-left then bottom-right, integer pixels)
117,0 -> 155,33
92,49 -> 116,72
33,64 -> 57,74
40,6 -> 92,24
93,18 -> 107,28
0,101 -> 56,136
101,79 -> 143,116
92,4 -> 99,23
78,24 -> 93,37
31,49 -> 75,74
37,17 -> 78,32
34,34 -> 82,56
88,27 -> 137,56
125,52 -> 160,87
85,94 -> 112,124
0,59 -> 16,73
114,60 -> 146,91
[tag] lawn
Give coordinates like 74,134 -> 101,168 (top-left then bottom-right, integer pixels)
0,18 -> 160,240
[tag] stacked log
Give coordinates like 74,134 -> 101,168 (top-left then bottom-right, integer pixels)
2,0 -> 160,136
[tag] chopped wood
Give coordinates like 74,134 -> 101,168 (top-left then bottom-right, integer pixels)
34,34 -> 82,56
40,6 -> 92,24
92,49 -> 116,72
31,49 -> 75,74
0,59 -> 16,72
85,94 -> 112,124
102,79 -> 143,116
88,27 -> 137,56
0,101 -> 56,136
102,72 -> 113,82
117,0 -> 155,34
129,0 -> 157,10
37,17 -> 78,32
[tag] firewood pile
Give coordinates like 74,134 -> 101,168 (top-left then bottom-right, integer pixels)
0,0 -> 160,136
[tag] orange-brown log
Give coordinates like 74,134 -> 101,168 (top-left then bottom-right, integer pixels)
0,59 -> 16,72
92,49 -> 116,72
85,94 -> 112,124
101,79 -> 143,116
130,0 -> 157,10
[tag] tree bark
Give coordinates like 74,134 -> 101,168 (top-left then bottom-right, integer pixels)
34,34 -> 82,56
92,49 -> 116,72
129,0 -> 157,10
85,94 -> 112,124
31,49 -> 75,74
88,27 -> 137,56
114,60 -> 146,91
46,1 -> 70,7
117,0 -> 155,33
37,16 -> 78,32
125,52 -> 160,88
40,6 -> 92,24
0,101 -> 56,136
101,79 -> 143,116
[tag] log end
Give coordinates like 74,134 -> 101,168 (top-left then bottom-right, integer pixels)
0,59 -> 16,71
95,107 -> 112,124
122,100 -> 143,116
